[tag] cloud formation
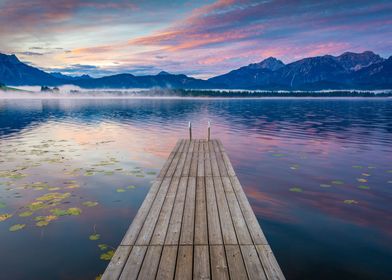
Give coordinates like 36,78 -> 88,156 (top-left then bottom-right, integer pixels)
0,0 -> 391,78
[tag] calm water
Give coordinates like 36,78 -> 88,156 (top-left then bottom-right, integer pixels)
0,98 -> 391,280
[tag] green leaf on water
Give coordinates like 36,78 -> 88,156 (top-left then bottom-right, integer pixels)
89,234 -> 100,241
126,185 -> 136,189
331,180 -> 344,185
34,216 -> 45,221
50,208 -> 69,216
9,224 -> 25,231
343,200 -> 359,204
272,153 -> 285,157
0,202 -> 6,208
100,250 -> 115,261
116,188 -> 126,193
0,213 -> 12,222
358,185 -> 370,189
98,244 -> 108,250
36,220 -> 49,227
361,173 -> 370,177
84,171 -> 95,176
357,178 -> 367,183
67,207 -> 82,216
289,187 -> 303,192
320,184 -> 331,188
19,211 -> 33,217
135,174 -> 145,178
146,171 -> 157,175
95,274 -> 102,280
82,201 -> 98,207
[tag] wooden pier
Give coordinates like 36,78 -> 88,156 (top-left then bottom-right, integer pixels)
102,139 -> 285,280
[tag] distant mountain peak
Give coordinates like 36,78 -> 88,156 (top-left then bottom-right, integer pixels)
157,71 -> 171,76
0,53 -> 20,64
247,57 -> 285,71
335,51 -> 384,71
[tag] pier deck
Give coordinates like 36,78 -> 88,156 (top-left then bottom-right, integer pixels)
102,139 -> 285,280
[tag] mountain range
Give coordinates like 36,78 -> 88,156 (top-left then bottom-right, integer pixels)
0,51 -> 391,90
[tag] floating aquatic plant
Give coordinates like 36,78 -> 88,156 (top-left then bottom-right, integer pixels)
357,178 -> 367,183
9,224 -> 26,231
0,201 -> 6,208
320,184 -> 331,188
66,207 -> 82,216
82,201 -> 98,207
98,244 -> 108,250
361,173 -> 370,177
126,185 -> 136,189
116,188 -> 125,193
358,185 -> 370,189
289,187 -> 303,192
100,250 -> 114,261
89,234 -> 100,241
343,200 -> 359,204
0,213 -> 12,222
19,211 -> 33,217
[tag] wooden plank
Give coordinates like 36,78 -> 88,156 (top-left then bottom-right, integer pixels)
197,151 -> 205,177
158,140 -> 182,178
174,148 -> 189,177
135,177 -> 172,245
241,245 -> 267,280
119,246 -> 147,280
229,176 -> 268,245
221,177 -> 253,245
165,141 -> 185,177
174,245 -> 193,280
204,151 -> 213,176
180,177 -> 196,245
210,152 -> 221,177
215,151 -> 228,177
210,245 -> 230,280
121,179 -> 163,246
194,245 -> 210,280
194,177 -> 208,245
150,177 -> 180,245
190,150 -> 198,177
256,245 -> 286,280
213,177 -> 237,244
101,246 -> 132,280
206,177 -> 223,245
137,245 -> 163,279
165,177 -> 188,245
225,245 -> 248,280
156,246 -> 178,280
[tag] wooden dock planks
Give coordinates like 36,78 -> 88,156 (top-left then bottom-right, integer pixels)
102,139 -> 285,280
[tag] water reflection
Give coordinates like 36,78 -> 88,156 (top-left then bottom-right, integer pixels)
0,98 -> 391,280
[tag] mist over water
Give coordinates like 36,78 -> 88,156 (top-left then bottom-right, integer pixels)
0,98 -> 391,280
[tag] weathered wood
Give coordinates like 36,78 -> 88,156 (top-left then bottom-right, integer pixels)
195,177 -> 208,245
241,245 -> 267,280
210,245 -> 230,280
103,139 -> 284,280
194,245 -> 210,280
175,245 -> 193,280
206,176 -> 223,245
119,246 -> 147,280
180,176 -> 196,245
156,246 -> 178,280
137,245 -> 163,279
101,246 -> 132,280
225,245 -> 248,280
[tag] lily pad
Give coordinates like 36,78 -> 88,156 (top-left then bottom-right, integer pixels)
9,224 -> 26,231
0,213 -> 12,222
100,250 -> 115,261
358,185 -> 370,189
19,211 -> 33,217
67,207 -> 82,216
289,187 -> 303,192
357,178 -> 367,183
146,171 -> 157,175
361,173 -> 370,177
82,201 -> 98,207
320,184 -> 331,188
343,200 -> 359,204
126,185 -> 136,189
50,208 -> 68,216
98,244 -> 108,250
89,234 -> 100,241
272,153 -> 285,157
36,220 -> 49,227
331,180 -> 344,185
36,192 -> 71,202
116,188 -> 126,193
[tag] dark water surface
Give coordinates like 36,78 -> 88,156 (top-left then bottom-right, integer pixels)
0,98 -> 391,280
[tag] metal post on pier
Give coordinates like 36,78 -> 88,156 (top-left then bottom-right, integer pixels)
207,121 -> 211,141
189,121 -> 192,140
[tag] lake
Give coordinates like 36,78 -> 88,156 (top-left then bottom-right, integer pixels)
0,98 -> 391,280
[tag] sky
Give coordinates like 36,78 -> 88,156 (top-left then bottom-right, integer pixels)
0,0 -> 391,78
